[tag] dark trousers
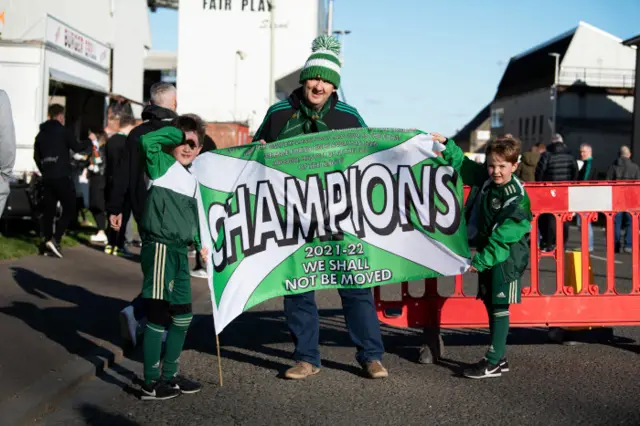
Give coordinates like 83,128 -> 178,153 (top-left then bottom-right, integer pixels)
42,177 -> 76,242
539,214 -> 569,249
108,203 -> 131,248
284,288 -> 384,367
89,175 -> 106,230
194,246 -> 204,270
130,210 -> 146,322
614,212 -> 632,250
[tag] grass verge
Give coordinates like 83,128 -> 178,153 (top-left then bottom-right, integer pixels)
0,211 -> 96,260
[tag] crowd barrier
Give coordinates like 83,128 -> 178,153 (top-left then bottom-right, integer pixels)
374,181 -> 640,355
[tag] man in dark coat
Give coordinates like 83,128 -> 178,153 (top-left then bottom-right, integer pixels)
33,104 -> 91,258
607,145 -> 640,252
534,134 -> 578,251
516,143 -> 545,182
252,35 -> 387,381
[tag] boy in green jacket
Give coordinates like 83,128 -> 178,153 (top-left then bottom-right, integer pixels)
139,116 -> 207,400
433,132 -> 531,379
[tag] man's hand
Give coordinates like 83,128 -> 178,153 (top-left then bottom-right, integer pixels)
109,214 -> 122,231
259,139 -> 267,145
200,247 -> 209,263
430,133 -> 447,144
468,265 -> 478,273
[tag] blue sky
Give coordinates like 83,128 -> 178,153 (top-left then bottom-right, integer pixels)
149,0 -> 639,135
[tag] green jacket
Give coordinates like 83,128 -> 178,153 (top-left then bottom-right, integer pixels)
442,139 -> 531,282
139,126 -> 201,252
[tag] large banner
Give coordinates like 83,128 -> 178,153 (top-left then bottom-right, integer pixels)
192,128 -> 471,333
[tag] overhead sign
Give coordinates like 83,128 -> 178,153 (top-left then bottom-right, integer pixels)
45,15 -> 110,69
203,0 -> 272,11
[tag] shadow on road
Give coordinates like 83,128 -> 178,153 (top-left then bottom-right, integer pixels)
77,404 -> 140,426
185,308 -> 557,377
0,267 -> 137,392
186,309 -> 383,377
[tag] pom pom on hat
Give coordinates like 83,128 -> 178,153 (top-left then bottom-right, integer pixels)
311,34 -> 341,56
299,35 -> 342,88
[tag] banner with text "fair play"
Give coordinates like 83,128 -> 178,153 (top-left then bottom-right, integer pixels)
192,128 -> 471,333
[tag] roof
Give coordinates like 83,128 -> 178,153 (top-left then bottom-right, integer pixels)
148,0 -> 178,10
495,22 -> 630,100
495,29 -> 575,99
144,51 -> 177,70
451,104 -> 491,142
623,34 -> 640,46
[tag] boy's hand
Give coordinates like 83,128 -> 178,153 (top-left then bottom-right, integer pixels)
109,214 -> 122,231
430,133 -> 447,144
200,247 -> 209,263
468,265 -> 478,273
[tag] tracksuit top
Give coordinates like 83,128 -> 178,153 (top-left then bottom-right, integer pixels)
139,126 -> 201,252
442,139 -> 531,283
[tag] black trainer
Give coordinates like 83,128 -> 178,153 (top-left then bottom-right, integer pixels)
45,239 -> 63,258
166,374 -> 202,394
463,358 -> 502,379
498,357 -> 509,372
140,380 -> 181,401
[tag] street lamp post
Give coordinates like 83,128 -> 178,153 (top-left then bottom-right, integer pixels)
269,0 -> 276,106
332,29 -> 351,102
327,0 -> 334,35
549,52 -> 560,136
234,50 -> 247,121
332,29 -> 351,63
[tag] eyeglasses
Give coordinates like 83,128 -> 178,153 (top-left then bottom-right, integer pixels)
183,139 -> 201,149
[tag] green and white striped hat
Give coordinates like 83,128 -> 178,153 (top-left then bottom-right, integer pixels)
299,35 -> 342,89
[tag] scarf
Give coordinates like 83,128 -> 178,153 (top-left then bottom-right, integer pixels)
277,100 -> 331,140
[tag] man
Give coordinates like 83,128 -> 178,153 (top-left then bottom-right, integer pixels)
104,112 -> 137,256
535,134 -> 578,251
108,82 -> 178,347
0,90 -> 15,216
515,143 -> 545,182
33,104 -> 91,258
606,146 -> 640,253
577,144 -> 598,252
252,35 -> 387,380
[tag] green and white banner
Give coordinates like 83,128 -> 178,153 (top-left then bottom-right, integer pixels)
192,128 -> 471,333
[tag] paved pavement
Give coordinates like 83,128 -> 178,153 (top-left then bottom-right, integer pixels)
0,244 -> 210,426
2,227 -> 639,425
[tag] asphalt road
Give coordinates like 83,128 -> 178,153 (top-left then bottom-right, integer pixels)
32,226 -> 640,426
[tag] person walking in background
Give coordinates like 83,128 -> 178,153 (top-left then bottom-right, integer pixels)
88,131 -> 109,244
104,112 -> 137,256
576,144 -> 598,252
0,90 -> 16,216
515,143 -> 545,182
33,104 -> 91,258
535,134 -> 578,251
69,134 -> 93,230
607,146 -> 640,253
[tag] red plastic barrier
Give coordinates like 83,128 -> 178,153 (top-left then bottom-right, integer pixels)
375,181 -> 640,329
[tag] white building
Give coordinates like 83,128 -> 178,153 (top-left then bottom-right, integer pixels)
177,0 -> 325,133
491,22 -> 636,174
0,0 -> 151,173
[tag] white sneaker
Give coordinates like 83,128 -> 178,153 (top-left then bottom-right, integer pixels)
119,305 -> 138,347
190,269 -> 208,279
90,231 -> 108,244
